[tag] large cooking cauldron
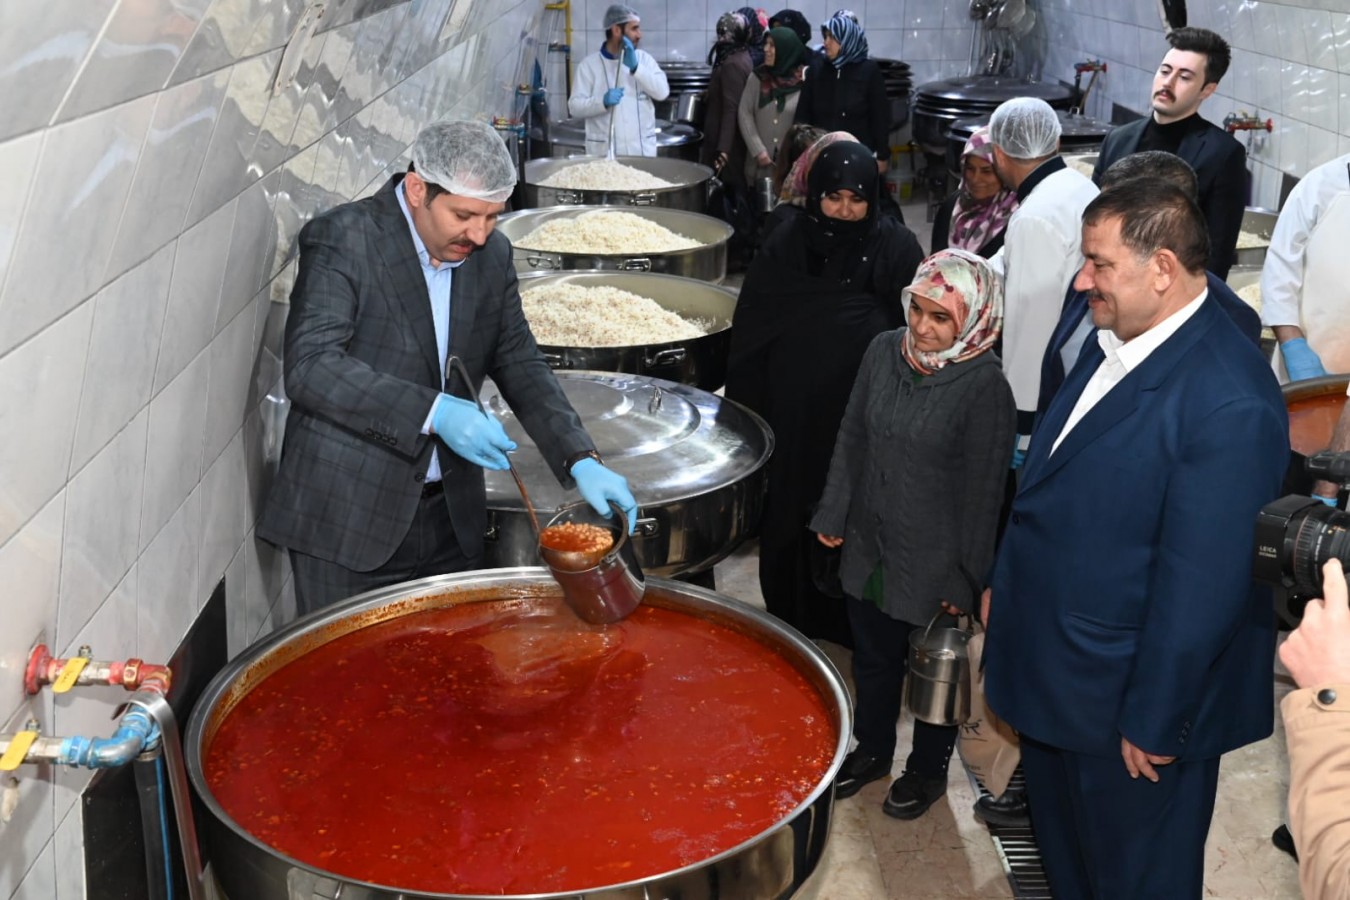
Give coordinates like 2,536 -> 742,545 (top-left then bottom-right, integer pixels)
536,117 -> 704,161
912,75 -> 1075,155
519,271 -> 735,390
498,205 -> 732,282
482,371 -> 772,576
185,569 -> 850,900
522,156 -> 714,212
945,110 -> 1112,175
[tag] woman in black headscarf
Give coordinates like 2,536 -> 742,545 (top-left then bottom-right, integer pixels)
703,11 -> 755,185
725,140 -> 924,647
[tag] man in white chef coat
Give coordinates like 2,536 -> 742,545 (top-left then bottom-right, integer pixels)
568,4 -> 670,157
1260,153 -> 1350,382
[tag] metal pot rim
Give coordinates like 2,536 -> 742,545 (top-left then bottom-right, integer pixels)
185,568 -> 849,900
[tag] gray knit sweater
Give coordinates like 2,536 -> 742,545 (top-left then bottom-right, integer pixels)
810,330 -> 1016,625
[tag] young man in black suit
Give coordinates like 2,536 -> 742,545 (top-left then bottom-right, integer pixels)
1092,27 -> 1246,279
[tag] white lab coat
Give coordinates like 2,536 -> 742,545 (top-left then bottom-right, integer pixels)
1260,152 -> 1350,379
991,164 -> 1100,428
569,49 -> 670,157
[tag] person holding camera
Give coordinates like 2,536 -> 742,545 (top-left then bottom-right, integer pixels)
1280,559 -> 1350,900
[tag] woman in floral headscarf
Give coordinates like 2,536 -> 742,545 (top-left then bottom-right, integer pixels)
811,248 -> 1015,822
931,126 -> 1020,258
793,11 -> 891,170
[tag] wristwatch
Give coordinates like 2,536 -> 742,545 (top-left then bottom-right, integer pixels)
564,449 -> 603,475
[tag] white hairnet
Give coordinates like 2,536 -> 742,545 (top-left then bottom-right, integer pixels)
988,97 -> 1061,160
603,3 -> 639,29
410,120 -> 517,203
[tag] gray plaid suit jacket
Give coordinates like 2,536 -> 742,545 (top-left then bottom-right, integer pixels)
257,174 -> 594,570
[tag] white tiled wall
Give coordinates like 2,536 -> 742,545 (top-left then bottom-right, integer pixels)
0,0 -> 548,896
1038,0 -> 1350,210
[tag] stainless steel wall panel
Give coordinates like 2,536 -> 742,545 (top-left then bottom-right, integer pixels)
220,173 -> 282,326
0,132 -> 42,319
170,0 -> 272,86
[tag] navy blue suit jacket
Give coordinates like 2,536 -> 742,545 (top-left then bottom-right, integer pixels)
984,297 -> 1288,759
1037,272 -> 1263,416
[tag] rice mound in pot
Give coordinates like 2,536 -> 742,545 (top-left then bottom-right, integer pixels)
521,282 -> 710,347
514,210 -> 701,254
537,159 -> 677,191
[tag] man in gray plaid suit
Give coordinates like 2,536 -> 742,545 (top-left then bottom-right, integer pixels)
258,120 -> 637,614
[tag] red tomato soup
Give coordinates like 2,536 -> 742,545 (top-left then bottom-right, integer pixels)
1288,392 -> 1347,456
204,599 -> 837,895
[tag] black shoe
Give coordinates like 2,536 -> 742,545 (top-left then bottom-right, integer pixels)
1272,824 -> 1299,862
834,750 -> 892,799
973,789 -> 1031,827
882,770 -> 947,820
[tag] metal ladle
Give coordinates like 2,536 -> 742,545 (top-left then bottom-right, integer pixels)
445,355 -> 541,539
443,357 -> 643,617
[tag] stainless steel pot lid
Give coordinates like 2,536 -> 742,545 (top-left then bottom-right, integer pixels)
914,75 -> 1074,105
482,371 -> 773,510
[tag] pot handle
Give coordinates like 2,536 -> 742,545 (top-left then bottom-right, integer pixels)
630,192 -> 658,206
643,347 -> 687,368
620,257 -> 653,271
524,254 -> 559,269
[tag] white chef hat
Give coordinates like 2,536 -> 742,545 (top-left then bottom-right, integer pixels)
603,4 -> 640,29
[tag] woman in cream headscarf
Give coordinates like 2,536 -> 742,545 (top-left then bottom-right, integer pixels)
811,248 -> 1015,821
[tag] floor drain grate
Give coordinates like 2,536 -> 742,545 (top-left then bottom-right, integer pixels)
973,770 -> 1054,899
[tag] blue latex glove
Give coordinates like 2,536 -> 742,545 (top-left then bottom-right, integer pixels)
1282,337 -> 1328,382
431,394 -> 516,470
1011,445 -> 1027,470
1313,493 -> 1339,507
621,36 -> 638,72
602,86 -> 625,108
572,457 -> 638,533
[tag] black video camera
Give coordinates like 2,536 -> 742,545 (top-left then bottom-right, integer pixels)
1253,451 -> 1350,626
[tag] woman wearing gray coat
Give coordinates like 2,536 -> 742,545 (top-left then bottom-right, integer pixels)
812,249 -> 1015,820
738,26 -> 808,188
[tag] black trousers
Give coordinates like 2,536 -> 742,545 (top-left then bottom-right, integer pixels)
846,595 -> 958,777
290,485 -> 481,616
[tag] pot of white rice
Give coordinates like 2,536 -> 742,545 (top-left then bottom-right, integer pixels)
518,271 -> 735,390
498,206 -> 732,283
522,157 -> 714,213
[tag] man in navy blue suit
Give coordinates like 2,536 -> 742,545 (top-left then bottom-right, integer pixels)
982,180 -> 1289,899
1038,150 -> 1262,415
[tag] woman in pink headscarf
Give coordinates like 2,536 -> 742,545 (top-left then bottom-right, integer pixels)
811,248 -> 1015,821
931,126 -> 1019,258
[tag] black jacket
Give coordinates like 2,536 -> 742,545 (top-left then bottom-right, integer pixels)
794,57 -> 890,161
1091,115 -> 1247,279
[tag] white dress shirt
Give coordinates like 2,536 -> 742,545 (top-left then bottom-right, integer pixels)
1052,289 -> 1208,454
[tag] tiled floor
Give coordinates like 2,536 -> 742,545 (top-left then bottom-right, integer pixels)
709,540 -> 1304,900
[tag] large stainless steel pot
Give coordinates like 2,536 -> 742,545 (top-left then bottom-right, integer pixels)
499,205 -> 732,282
538,117 -> 704,162
519,271 -> 735,390
482,371 -> 772,576
911,75 -> 1074,155
185,569 -> 850,900
1236,207 -> 1277,267
522,156 -> 713,212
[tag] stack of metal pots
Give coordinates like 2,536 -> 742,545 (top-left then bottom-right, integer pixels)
873,57 -> 915,130
912,75 -> 1075,156
656,61 -> 713,128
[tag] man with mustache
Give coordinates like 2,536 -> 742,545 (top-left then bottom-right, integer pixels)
259,120 -> 637,613
983,180 -> 1288,899
1092,27 -> 1245,279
